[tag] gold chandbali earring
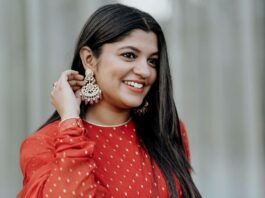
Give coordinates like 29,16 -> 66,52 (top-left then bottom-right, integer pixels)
80,68 -> 102,105
133,100 -> 149,116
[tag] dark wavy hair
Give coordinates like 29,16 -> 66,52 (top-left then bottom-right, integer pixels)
39,3 -> 201,198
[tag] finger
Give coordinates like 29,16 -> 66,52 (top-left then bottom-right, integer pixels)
68,80 -> 86,87
60,70 -> 79,82
72,86 -> 81,91
75,89 -> 81,98
56,71 -> 77,89
68,74 -> 84,81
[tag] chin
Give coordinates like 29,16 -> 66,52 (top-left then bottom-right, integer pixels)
121,98 -> 144,109
118,87 -> 150,108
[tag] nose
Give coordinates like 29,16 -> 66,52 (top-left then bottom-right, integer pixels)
133,59 -> 151,78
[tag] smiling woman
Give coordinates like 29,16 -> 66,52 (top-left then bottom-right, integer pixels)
18,3 -> 201,198
84,30 -> 157,110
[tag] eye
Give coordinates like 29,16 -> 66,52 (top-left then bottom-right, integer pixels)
148,58 -> 159,67
121,52 -> 137,60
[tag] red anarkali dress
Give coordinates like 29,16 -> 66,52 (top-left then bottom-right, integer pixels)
18,118 -> 190,198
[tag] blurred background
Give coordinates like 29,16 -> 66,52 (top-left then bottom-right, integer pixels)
0,0 -> 264,197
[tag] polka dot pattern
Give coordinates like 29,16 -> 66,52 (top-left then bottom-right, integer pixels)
18,118 -> 190,197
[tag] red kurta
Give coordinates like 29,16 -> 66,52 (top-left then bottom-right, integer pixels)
18,118 -> 190,198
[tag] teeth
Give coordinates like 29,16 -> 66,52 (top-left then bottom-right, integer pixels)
124,81 -> 144,89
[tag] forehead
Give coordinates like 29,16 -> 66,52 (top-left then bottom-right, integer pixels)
103,29 -> 158,53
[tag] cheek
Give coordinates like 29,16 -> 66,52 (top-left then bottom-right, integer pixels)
95,65 -> 123,88
150,69 -> 157,85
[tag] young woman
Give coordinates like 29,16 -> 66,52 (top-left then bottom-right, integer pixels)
18,4 -> 201,198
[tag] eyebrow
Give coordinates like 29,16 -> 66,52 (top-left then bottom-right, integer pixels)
118,46 -> 159,56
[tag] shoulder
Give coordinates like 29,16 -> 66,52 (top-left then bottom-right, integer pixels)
26,120 -> 60,141
34,120 -> 61,137
20,121 -> 60,156
19,121 -> 61,183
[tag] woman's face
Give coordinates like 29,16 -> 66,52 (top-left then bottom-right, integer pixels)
94,29 -> 158,110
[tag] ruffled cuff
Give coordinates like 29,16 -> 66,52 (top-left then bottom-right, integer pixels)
59,117 -> 84,133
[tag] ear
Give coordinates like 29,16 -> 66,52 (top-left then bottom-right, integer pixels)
79,46 -> 96,71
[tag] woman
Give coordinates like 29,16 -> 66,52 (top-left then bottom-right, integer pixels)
18,3 -> 201,198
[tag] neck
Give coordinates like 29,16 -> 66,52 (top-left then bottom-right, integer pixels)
84,101 -> 131,126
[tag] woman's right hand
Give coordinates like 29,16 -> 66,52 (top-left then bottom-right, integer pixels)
51,70 -> 83,121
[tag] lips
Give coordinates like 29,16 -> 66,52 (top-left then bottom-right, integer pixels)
123,81 -> 144,88
123,80 -> 145,93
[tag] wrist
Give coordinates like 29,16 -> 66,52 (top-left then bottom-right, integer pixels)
58,117 -> 83,133
61,114 -> 80,122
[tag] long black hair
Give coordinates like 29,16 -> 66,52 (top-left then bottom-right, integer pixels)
39,3 -> 201,197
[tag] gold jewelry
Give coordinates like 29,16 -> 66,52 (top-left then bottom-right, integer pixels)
53,81 -> 57,88
133,100 -> 149,116
80,68 -> 102,105
84,117 -> 132,127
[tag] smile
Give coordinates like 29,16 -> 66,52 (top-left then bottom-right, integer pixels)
123,80 -> 144,89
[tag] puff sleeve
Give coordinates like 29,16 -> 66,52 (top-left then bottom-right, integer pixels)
18,118 -> 107,198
